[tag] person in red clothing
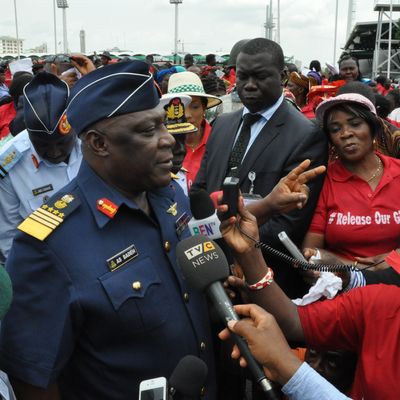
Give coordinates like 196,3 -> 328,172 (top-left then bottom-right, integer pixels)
218,196 -> 400,400
0,71 -> 33,141
0,101 -> 16,140
376,75 -> 392,96
167,71 -> 222,190
286,72 -> 318,119
303,92 -> 400,269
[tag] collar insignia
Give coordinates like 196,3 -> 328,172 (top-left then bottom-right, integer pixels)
97,198 -> 118,218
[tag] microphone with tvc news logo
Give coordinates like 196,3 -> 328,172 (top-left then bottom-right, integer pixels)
176,235 -> 280,400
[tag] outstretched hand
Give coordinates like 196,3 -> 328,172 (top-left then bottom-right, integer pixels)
266,159 -> 326,215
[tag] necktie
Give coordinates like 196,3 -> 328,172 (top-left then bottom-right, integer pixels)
227,113 -> 262,176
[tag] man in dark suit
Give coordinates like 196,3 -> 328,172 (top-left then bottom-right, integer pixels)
193,38 -> 328,298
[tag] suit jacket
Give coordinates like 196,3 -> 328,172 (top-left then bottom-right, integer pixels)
194,100 -> 328,297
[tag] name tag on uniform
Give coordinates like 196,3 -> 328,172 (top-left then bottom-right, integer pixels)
32,184 -> 53,196
176,212 -> 190,236
106,244 -> 138,272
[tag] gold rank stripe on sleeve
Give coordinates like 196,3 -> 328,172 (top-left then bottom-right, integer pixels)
18,193 -> 81,241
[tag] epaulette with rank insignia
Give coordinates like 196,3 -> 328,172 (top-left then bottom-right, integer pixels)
0,145 -> 23,179
18,193 -> 80,241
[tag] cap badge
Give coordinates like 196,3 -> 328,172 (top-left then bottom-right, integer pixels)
58,112 -> 72,135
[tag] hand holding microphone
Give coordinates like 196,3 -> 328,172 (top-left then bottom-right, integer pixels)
218,303 -> 303,386
176,235 -> 280,399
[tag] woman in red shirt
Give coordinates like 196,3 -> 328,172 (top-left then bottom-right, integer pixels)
167,71 -> 222,190
303,93 -> 400,269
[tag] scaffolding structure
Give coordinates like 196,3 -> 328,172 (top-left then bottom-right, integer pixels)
372,1 -> 400,78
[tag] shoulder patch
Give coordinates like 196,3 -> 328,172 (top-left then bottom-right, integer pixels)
18,193 -> 81,241
0,145 -> 23,179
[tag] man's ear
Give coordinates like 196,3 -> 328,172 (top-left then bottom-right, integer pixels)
84,130 -> 109,157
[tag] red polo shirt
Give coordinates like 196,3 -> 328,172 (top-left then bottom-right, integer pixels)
299,285 -> 400,400
183,120 -> 212,191
309,153 -> 400,260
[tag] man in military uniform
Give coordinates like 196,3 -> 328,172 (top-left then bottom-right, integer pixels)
0,61 -> 215,399
0,72 -> 81,262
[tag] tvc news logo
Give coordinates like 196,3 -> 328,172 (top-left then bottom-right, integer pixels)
184,241 -> 215,260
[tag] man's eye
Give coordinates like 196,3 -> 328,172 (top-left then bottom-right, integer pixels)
142,126 -> 156,134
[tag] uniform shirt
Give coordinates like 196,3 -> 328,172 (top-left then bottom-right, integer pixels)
172,169 -> 188,196
0,129 -> 82,260
298,285 -> 400,400
0,160 -> 216,399
309,153 -> 400,260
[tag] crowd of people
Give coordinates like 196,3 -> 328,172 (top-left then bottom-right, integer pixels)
0,36 -> 398,400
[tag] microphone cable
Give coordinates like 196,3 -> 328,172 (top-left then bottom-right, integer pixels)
235,224 -> 375,273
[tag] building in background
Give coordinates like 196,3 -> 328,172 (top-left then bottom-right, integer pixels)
0,36 -> 23,55
26,43 -> 48,54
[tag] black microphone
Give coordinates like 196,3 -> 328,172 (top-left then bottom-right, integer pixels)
169,355 -> 208,399
176,235 -> 280,399
188,190 -> 221,240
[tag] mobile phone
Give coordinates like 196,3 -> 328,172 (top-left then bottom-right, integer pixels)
221,176 -> 240,220
139,377 -> 167,400
278,231 -> 307,262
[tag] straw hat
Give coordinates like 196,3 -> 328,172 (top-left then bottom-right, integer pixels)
167,71 -> 222,109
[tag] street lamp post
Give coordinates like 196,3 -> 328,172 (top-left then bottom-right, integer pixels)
13,0 -> 20,59
170,0 -> 182,64
56,0 -> 69,53
333,0 -> 339,65
53,0 -> 57,53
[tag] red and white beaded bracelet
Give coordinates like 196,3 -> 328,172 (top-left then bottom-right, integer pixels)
247,268 -> 274,291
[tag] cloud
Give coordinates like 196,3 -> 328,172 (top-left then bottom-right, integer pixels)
0,0 -> 379,69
